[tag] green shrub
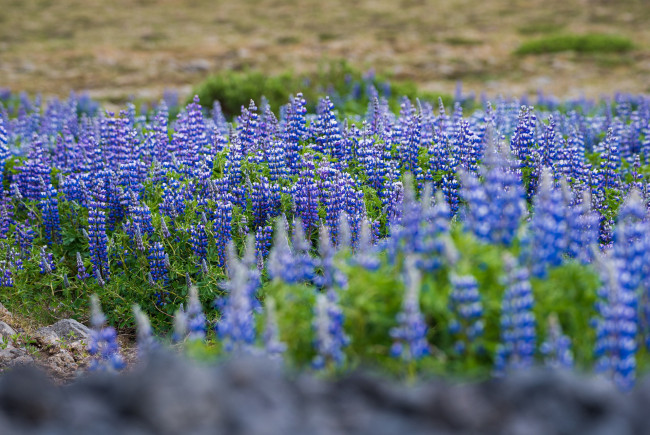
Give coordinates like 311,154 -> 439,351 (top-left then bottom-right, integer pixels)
190,61 -> 455,118
515,33 -> 634,55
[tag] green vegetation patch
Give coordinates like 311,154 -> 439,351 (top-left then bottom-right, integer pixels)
191,61 -> 454,117
515,33 -> 634,55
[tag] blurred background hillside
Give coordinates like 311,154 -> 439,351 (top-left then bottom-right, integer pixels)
1,0 -> 648,104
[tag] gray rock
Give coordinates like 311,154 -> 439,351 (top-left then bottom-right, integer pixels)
0,347 -> 33,369
0,354 -> 647,434
36,319 -> 91,345
0,322 -> 16,342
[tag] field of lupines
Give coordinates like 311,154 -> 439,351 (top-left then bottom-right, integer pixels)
0,83 -> 649,391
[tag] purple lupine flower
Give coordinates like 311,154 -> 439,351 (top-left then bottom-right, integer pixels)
528,169 -> 568,278
86,200 -> 110,282
0,261 -> 12,288
316,225 -> 347,290
290,218 -> 317,283
76,252 -> 89,281
292,159 -> 320,233
189,223 -> 208,266
87,295 -> 125,372
593,254 -> 637,391
38,247 -> 55,274
510,106 -> 536,169
352,219 -> 380,270
495,255 -> 536,374
390,257 -> 429,361
448,274 -> 484,355
613,189 -> 647,292
565,190 -> 599,263
267,218 -> 298,283
284,93 -> 307,173
313,97 -> 342,159
216,255 -> 256,353
540,314 -> 573,370
148,242 -> 169,305
255,224 -> 273,270
312,290 -> 349,370
160,217 -> 171,239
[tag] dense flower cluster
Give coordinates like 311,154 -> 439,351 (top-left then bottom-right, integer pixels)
2,89 -> 650,390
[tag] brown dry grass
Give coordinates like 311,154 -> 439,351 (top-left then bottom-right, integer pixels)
1,0 -> 649,103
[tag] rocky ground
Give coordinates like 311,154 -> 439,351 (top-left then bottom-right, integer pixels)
0,352 -> 647,434
0,303 -> 134,383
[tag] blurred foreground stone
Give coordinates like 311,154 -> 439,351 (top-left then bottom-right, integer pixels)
0,352 -> 646,435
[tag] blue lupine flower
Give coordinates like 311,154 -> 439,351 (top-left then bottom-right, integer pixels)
528,169 -> 568,278
284,93 -> 307,173
186,285 -> 206,341
448,274 -> 484,355
189,223 -> 208,266
352,219 -> 380,271
87,295 -> 125,372
38,247 -> 55,274
76,252 -> 89,281
40,183 -> 60,244
255,224 -> 273,270
613,189 -> 647,292
216,257 -> 256,353
86,200 -> 110,282
540,314 -> 573,370
495,255 -> 536,374
312,290 -> 349,369
148,242 -> 169,305
390,257 -> 429,361
565,190 -> 599,263
290,218 -> 317,283
593,254 -> 637,391
267,219 -> 298,283
0,261 -> 12,288
292,159 -> 320,232
316,225 -> 347,290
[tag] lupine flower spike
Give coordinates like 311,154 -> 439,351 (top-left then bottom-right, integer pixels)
87,295 -> 125,372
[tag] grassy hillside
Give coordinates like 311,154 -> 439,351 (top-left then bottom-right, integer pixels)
1,0 -> 649,104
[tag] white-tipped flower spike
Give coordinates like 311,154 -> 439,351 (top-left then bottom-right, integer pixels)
164,253 -> 171,269
263,298 -> 287,358
90,294 -> 106,329
201,258 -> 209,275
133,304 -> 155,356
173,307 -> 188,343
185,272 -> 192,289
337,212 -> 351,250
134,224 -> 145,252
225,240 -> 238,276
95,269 -> 105,287
160,217 -> 171,239
441,234 -> 459,266
63,275 -> 69,288
268,217 -> 294,282
242,234 -> 256,269
186,285 -> 206,341
390,256 -> 429,361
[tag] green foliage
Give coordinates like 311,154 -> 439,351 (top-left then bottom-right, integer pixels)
515,33 -> 634,55
191,60 -> 454,117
